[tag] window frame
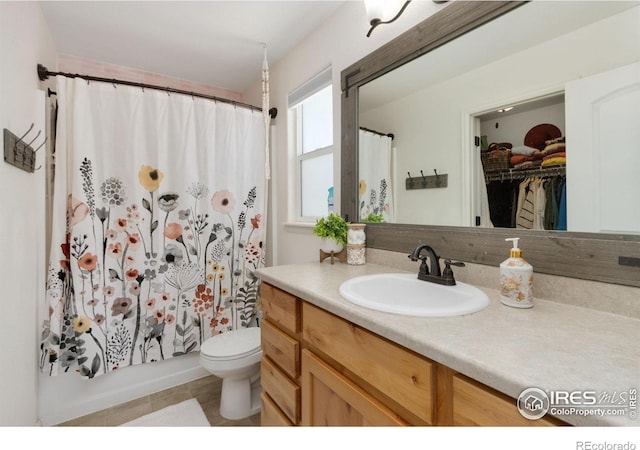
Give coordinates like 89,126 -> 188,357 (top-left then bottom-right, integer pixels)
289,69 -> 334,223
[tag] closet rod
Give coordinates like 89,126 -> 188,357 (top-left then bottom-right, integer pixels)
359,126 -> 394,140
37,64 -> 278,119
484,164 -> 566,183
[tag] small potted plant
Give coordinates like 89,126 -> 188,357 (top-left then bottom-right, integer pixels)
312,212 -> 349,254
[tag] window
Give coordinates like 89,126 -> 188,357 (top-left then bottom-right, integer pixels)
289,68 -> 333,221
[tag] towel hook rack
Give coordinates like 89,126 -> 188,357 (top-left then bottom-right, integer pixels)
4,122 -> 46,173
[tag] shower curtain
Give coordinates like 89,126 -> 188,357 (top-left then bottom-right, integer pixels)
41,77 -> 266,378
359,129 -> 394,222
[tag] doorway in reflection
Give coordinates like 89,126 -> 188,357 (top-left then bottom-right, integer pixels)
475,93 -> 567,230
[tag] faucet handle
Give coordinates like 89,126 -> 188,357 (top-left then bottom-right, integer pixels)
442,259 -> 465,285
444,259 -> 465,268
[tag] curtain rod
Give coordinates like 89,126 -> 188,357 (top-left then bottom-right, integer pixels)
359,126 -> 394,140
37,64 -> 278,119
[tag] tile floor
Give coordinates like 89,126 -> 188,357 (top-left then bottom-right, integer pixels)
56,375 -> 261,427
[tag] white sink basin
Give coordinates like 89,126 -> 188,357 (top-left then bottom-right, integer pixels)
339,273 -> 490,317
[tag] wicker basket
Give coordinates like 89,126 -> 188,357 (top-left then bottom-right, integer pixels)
481,150 -> 511,172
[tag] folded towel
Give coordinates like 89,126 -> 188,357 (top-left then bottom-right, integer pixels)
541,142 -> 566,156
514,160 -> 542,170
543,152 -> 565,160
511,145 -> 539,156
510,155 -> 533,166
541,156 -> 566,166
545,136 -> 565,145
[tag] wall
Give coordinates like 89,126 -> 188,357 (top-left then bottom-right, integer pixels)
359,6 -> 639,227
0,2 -> 57,426
243,1 -> 447,265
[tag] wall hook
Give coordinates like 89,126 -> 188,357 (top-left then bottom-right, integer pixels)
24,129 -> 41,148
15,123 -> 34,144
4,123 -> 46,173
33,137 -> 47,153
405,168 -> 448,190
406,171 -> 414,189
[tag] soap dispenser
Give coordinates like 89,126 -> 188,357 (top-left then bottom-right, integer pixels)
500,238 -> 533,308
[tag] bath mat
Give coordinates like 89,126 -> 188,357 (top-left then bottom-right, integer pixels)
120,399 -> 210,427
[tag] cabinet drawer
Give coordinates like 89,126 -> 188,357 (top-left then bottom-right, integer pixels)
260,392 -> 293,426
261,356 -> 300,424
302,302 -> 434,424
261,319 -> 299,379
261,283 -> 299,335
452,374 -> 562,426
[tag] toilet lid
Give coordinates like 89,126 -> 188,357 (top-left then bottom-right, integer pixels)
200,327 -> 261,359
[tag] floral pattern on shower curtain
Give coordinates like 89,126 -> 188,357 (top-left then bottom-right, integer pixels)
41,77 -> 266,378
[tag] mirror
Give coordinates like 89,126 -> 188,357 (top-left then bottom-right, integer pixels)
341,1 -> 640,288
357,0 -> 639,233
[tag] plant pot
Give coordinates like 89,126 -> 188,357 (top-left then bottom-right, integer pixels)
320,238 -> 344,254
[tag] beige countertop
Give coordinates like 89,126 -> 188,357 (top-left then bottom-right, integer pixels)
256,261 -> 640,427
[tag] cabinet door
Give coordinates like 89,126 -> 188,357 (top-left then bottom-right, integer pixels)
452,374 -> 562,426
302,302 -> 434,424
301,349 -> 408,426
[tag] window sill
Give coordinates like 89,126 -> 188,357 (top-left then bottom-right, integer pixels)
283,222 -> 315,230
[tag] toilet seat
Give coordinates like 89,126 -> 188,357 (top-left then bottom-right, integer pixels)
200,327 -> 261,361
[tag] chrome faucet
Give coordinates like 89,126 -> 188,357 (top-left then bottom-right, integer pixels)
408,244 -> 465,286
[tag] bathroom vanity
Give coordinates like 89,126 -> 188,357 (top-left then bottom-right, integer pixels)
256,262 -> 639,427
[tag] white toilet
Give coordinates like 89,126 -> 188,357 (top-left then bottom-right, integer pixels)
199,327 -> 262,420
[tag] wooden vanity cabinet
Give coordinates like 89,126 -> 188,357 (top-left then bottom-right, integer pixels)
259,282 -> 565,427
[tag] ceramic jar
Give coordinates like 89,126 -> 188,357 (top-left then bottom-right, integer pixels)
347,223 -> 366,265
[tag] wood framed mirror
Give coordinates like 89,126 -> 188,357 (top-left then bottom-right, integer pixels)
341,1 -> 640,287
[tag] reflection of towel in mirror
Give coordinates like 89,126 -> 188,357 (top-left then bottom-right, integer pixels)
511,145 -> 539,156
541,142 -> 566,157
513,160 -> 542,170
541,155 -> 566,166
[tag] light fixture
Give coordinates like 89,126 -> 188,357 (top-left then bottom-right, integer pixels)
365,0 -> 412,37
498,107 -> 514,113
